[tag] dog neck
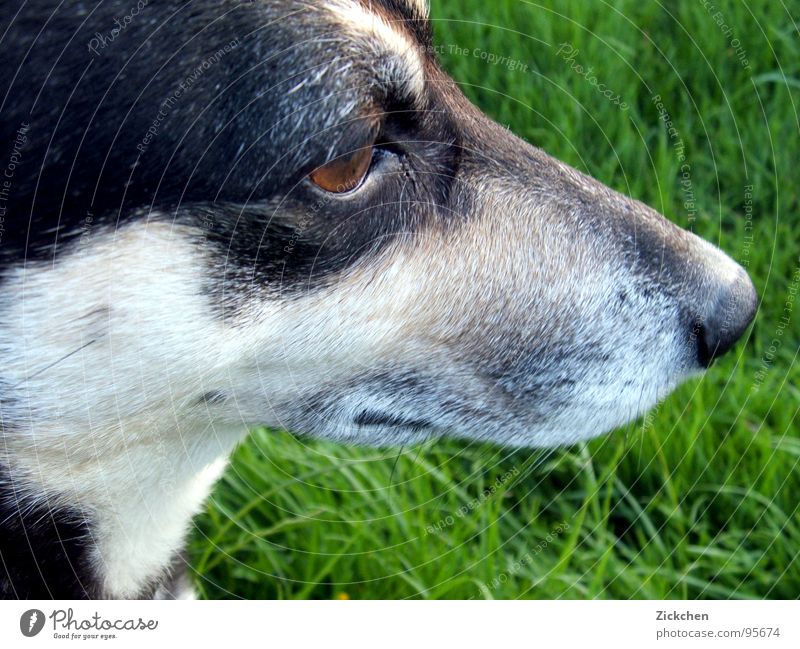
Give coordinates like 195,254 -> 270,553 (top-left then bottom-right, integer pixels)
0,418 -> 244,598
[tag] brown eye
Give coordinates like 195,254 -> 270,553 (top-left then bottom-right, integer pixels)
309,145 -> 373,193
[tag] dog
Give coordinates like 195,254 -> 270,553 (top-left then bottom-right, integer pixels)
0,0 -> 757,599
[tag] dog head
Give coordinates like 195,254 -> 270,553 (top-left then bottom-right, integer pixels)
2,0 -> 757,449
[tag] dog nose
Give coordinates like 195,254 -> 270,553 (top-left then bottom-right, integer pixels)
696,268 -> 758,367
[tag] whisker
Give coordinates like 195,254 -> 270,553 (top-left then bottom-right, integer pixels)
24,338 -> 97,382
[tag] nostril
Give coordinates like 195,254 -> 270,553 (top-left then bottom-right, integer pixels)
695,270 -> 758,368
696,322 -> 714,368
697,321 -> 739,368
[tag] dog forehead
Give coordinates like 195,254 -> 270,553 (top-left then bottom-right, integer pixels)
299,0 -> 430,102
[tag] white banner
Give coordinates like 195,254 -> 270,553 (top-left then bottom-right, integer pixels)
0,600 -> 796,648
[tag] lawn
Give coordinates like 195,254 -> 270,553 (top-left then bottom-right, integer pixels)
190,0 -> 800,599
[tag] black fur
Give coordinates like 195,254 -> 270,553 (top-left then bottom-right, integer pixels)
0,465 -> 96,598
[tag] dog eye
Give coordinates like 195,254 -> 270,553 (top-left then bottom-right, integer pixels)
309,145 -> 373,193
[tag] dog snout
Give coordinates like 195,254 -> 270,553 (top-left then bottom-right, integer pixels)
615,200 -> 758,370
695,266 -> 758,367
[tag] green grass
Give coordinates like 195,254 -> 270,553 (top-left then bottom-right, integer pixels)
190,0 -> 800,599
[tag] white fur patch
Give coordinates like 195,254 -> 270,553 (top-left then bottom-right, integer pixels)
0,223 -> 245,597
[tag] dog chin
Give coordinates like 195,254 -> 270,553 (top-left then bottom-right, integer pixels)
287,376 -> 686,450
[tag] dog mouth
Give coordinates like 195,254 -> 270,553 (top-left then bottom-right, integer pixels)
353,409 -> 433,432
